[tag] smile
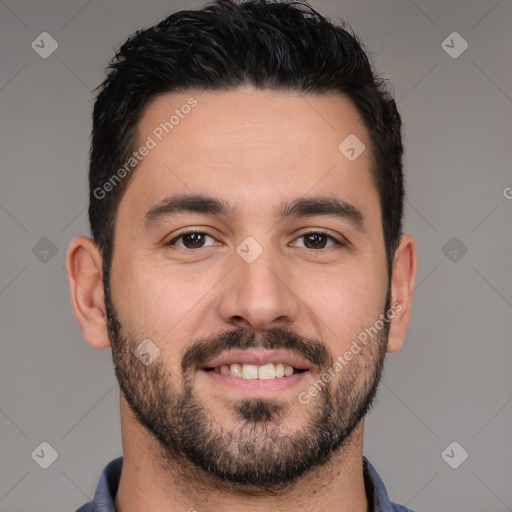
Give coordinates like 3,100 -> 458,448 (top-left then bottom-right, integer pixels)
204,362 -> 307,379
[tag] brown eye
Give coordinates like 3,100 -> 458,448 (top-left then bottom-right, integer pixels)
291,232 -> 340,250
303,233 -> 329,249
166,232 -> 216,249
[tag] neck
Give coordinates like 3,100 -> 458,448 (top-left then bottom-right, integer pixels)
114,396 -> 369,512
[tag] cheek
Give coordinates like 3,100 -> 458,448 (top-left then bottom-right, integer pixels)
110,268 -> 188,375
109,260 -> 165,332
111,260 -> 213,337
304,266 -> 386,352
306,260 -> 380,309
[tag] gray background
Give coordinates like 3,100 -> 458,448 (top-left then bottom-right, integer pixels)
0,0 -> 511,511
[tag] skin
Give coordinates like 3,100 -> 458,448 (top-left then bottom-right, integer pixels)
66,85 -> 417,512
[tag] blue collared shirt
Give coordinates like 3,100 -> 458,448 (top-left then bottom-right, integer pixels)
75,456 -> 414,511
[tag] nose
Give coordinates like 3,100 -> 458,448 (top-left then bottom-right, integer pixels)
217,246 -> 300,331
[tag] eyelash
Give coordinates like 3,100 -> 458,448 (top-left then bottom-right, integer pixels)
164,230 -> 346,251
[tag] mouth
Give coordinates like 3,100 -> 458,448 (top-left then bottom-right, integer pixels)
204,363 -> 308,379
198,349 -> 313,396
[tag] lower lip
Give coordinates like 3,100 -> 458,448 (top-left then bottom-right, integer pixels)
200,370 -> 310,396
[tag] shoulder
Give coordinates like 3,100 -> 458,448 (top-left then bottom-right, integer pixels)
72,456 -> 123,512
391,505 -> 415,512
74,504 -> 94,512
363,456 -> 415,512
390,504 -> 415,512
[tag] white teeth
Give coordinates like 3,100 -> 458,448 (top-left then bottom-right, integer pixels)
284,364 -> 294,377
258,363 -> 275,380
214,362 -> 303,379
230,363 -> 243,377
242,364 -> 258,379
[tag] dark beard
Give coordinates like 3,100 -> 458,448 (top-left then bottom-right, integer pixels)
104,278 -> 389,494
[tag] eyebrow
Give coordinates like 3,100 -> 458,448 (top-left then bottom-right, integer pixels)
142,193 -> 365,232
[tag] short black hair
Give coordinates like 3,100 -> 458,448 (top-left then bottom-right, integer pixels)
89,0 -> 404,282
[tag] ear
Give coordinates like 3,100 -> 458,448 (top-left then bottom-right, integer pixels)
386,233 -> 418,353
65,236 -> 111,350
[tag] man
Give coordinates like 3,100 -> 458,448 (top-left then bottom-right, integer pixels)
66,0 -> 417,510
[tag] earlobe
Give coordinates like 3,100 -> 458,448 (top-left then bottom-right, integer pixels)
386,233 -> 418,353
65,236 -> 111,350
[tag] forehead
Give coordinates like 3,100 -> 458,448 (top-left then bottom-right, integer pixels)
119,86 -> 379,226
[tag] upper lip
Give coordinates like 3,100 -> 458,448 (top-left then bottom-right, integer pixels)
202,349 -> 312,371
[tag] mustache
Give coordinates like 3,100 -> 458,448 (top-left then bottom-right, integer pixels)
181,326 -> 333,373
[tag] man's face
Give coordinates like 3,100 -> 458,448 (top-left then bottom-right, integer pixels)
106,87 -> 391,491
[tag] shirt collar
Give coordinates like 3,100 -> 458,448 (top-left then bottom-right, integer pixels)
363,456 -> 414,511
